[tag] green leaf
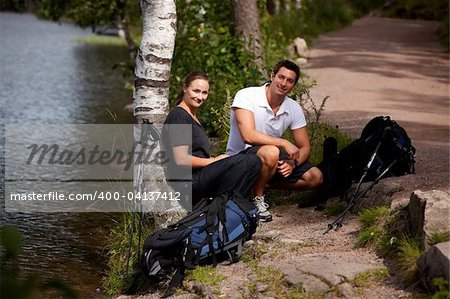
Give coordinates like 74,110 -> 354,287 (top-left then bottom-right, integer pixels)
0,225 -> 23,257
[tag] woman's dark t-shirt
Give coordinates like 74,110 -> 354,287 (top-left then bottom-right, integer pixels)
162,107 -> 210,180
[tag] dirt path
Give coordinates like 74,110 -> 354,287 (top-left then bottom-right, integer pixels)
304,16 -> 449,197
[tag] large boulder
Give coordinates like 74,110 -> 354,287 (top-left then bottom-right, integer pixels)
408,190 -> 450,248
416,241 -> 450,290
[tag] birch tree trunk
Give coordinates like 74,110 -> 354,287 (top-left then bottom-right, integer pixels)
232,0 -> 265,71
134,0 -> 182,229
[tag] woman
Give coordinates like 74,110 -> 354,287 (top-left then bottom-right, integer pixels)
162,71 -> 261,206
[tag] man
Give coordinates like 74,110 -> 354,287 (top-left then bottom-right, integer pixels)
226,60 -> 323,222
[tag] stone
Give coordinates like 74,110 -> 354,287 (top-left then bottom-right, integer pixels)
269,251 -> 383,291
295,57 -> 308,66
416,241 -> 450,289
293,37 -> 309,58
284,272 -> 329,294
408,190 -> 450,248
338,282 -> 357,299
286,37 -> 309,60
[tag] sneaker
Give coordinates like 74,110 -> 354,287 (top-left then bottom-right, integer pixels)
253,195 -> 273,222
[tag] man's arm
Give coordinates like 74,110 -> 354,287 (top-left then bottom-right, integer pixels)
291,127 -> 311,165
234,108 -> 300,160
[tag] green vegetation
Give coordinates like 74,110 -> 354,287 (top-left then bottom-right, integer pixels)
101,213 -> 154,295
427,231 -> 450,246
396,237 -> 422,282
353,267 -> 389,288
72,35 -> 126,46
0,225 -> 78,299
323,201 -> 347,216
431,277 -> 450,299
356,205 -> 408,255
356,206 -> 450,296
186,266 -> 227,291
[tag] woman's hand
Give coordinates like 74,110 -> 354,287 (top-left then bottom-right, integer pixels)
277,160 -> 293,177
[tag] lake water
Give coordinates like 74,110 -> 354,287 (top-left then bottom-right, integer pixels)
1,12 -> 133,297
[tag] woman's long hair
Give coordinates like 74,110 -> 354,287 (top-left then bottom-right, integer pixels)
174,71 -> 210,106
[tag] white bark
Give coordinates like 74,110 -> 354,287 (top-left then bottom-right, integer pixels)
134,0 -> 176,121
133,0 -> 183,229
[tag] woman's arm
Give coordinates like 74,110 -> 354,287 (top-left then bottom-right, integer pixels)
172,146 -> 228,169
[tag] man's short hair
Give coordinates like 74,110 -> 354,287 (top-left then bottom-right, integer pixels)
272,60 -> 300,84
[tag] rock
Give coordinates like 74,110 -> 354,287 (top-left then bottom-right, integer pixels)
279,238 -> 303,245
270,251 -> 383,293
286,37 -> 309,60
338,282 -> 357,299
295,57 -> 308,66
254,230 -> 280,242
189,281 -> 215,298
293,37 -> 309,58
416,241 -> 450,289
286,44 -> 296,59
284,271 -> 329,294
408,190 -> 450,248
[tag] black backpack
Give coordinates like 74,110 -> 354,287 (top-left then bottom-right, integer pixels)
140,192 -> 258,297
317,116 -> 416,202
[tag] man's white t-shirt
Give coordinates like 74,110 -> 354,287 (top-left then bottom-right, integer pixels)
226,84 -> 307,155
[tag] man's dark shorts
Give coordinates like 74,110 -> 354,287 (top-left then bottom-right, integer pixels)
240,146 -> 314,184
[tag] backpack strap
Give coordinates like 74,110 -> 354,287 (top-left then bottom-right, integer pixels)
163,265 -> 185,298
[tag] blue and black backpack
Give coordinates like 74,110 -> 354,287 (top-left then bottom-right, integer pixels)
140,192 -> 258,296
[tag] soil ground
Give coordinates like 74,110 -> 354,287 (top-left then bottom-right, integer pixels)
131,16 -> 449,299
305,16 -> 449,199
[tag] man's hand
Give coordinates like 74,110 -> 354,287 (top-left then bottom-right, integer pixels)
282,140 -> 300,160
211,154 -> 229,162
277,160 -> 293,177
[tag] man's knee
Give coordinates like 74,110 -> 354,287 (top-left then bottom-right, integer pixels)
302,167 -> 323,188
256,145 -> 280,167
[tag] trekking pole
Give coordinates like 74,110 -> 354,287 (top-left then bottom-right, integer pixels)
126,119 -> 155,275
333,136 -> 384,228
323,159 -> 397,235
333,127 -> 394,229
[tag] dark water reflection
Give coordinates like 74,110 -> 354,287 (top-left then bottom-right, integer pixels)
1,12 -> 133,297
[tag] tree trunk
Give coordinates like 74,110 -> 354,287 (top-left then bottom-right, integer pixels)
232,0 -> 265,71
134,0 -> 182,229
116,15 -> 137,61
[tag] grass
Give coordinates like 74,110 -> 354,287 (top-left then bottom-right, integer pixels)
253,266 -> 313,298
72,35 -> 127,46
101,213 -> 154,295
396,237 -> 423,282
427,231 -> 450,246
323,202 -> 347,216
356,206 -> 391,248
186,265 -> 227,289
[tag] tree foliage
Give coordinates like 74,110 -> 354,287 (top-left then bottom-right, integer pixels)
171,0 -> 264,134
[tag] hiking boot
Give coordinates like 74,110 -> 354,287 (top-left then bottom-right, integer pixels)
253,195 -> 272,222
